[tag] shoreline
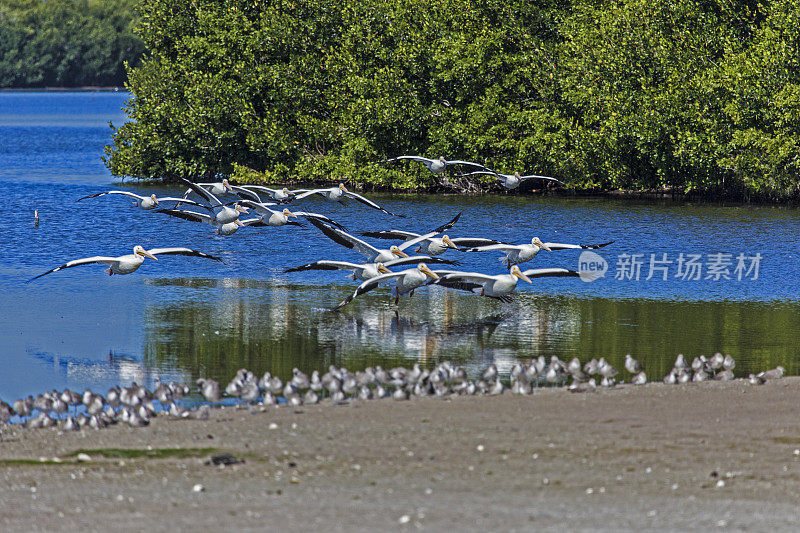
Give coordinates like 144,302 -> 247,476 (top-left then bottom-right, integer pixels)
3,378 -> 800,531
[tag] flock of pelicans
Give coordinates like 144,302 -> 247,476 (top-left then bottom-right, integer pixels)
27,156 -> 612,310
17,156 -> 787,434
0,353 -> 787,431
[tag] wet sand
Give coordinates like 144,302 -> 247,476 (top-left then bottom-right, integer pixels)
3,378 -> 800,532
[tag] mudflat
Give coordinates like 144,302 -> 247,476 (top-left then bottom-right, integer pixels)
2,378 -> 800,532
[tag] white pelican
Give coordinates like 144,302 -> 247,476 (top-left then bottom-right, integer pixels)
307,218 -> 445,263
77,191 -> 206,210
434,266 -> 581,301
330,263 -> 442,310
383,155 -> 490,174
285,255 -> 459,281
466,171 -> 564,190
27,245 -> 222,281
292,183 -> 404,217
236,200 -> 347,230
156,208 -> 250,235
465,238 -> 614,267
180,178 -> 248,224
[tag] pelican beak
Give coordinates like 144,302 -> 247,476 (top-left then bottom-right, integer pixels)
420,264 -> 439,280
377,264 -> 392,274
511,266 -> 532,283
140,249 -> 158,261
534,238 -> 552,251
283,208 -> 297,218
392,247 -> 409,258
443,235 -> 458,249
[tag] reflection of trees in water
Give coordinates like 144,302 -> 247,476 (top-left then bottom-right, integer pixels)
142,279 -> 800,383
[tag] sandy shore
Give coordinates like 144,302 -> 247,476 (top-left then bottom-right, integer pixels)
2,378 -> 800,532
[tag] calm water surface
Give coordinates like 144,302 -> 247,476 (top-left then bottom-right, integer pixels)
2,92 -> 799,399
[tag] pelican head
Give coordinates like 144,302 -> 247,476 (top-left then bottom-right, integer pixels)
438,156 -> 446,163
235,203 -> 250,213
442,235 -> 458,249
134,245 -> 158,261
390,245 -> 409,258
532,237 -> 552,251
510,265 -> 532,283
222,178 -> 232,191
282,208 -> 297,218
235,219 -> 245,227
338,183 -> 348,192
418,263 -> 439,280
150,194 -> 159,205
514,172 -> 521,179
377,263 -> 392,274
283,188 -> 292,196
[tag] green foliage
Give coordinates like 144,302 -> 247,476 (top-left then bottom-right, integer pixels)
0,0 -> 144,88
106,0 -> 800,198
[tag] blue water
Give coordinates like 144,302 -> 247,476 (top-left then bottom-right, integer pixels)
2,92 -> 799,400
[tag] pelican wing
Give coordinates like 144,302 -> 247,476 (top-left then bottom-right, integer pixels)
228,185 -> 262,202
342,191 -> 405,217
307,218 -> 381,260
382,155 -> 434,164
361,230 -> 420,240
293,212 -> 348,231
463,243 -> 521,253
239,217 -> 269,227
384,256 -> 459,268
156,209 -> 212,224
520,267 -> 581,278
146,247 -> 223,262
543,241 -> 614,250
450,237 -> 502,247
157,197 -> 208,207
330,271 -> 405,311
436,271 -> 498,284
518,174 -> 564,184
444,160 -> 491,171
292,189 -> 328,200
180,178 -> 223,206
27,256 -> 120,282
77,190 -> 143,202
284,260 -> 364,273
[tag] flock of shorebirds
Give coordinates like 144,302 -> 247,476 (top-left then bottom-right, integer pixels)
0,353 -> 786,432
27,156 -> 613,310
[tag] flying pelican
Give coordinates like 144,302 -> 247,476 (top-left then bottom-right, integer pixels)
466,171 -> 564,190
180,178 -> 248,224
236,200 -> 347,230
285,256 -> 459,281
330,263 -> 442,310
77,191 -> 206,210
307,218 -> 445,263
27,246 -> 222,281
292,183 -> 404,217
434,266 -> 581,301
383,155 -> 490,174
465,238 -> 614,267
